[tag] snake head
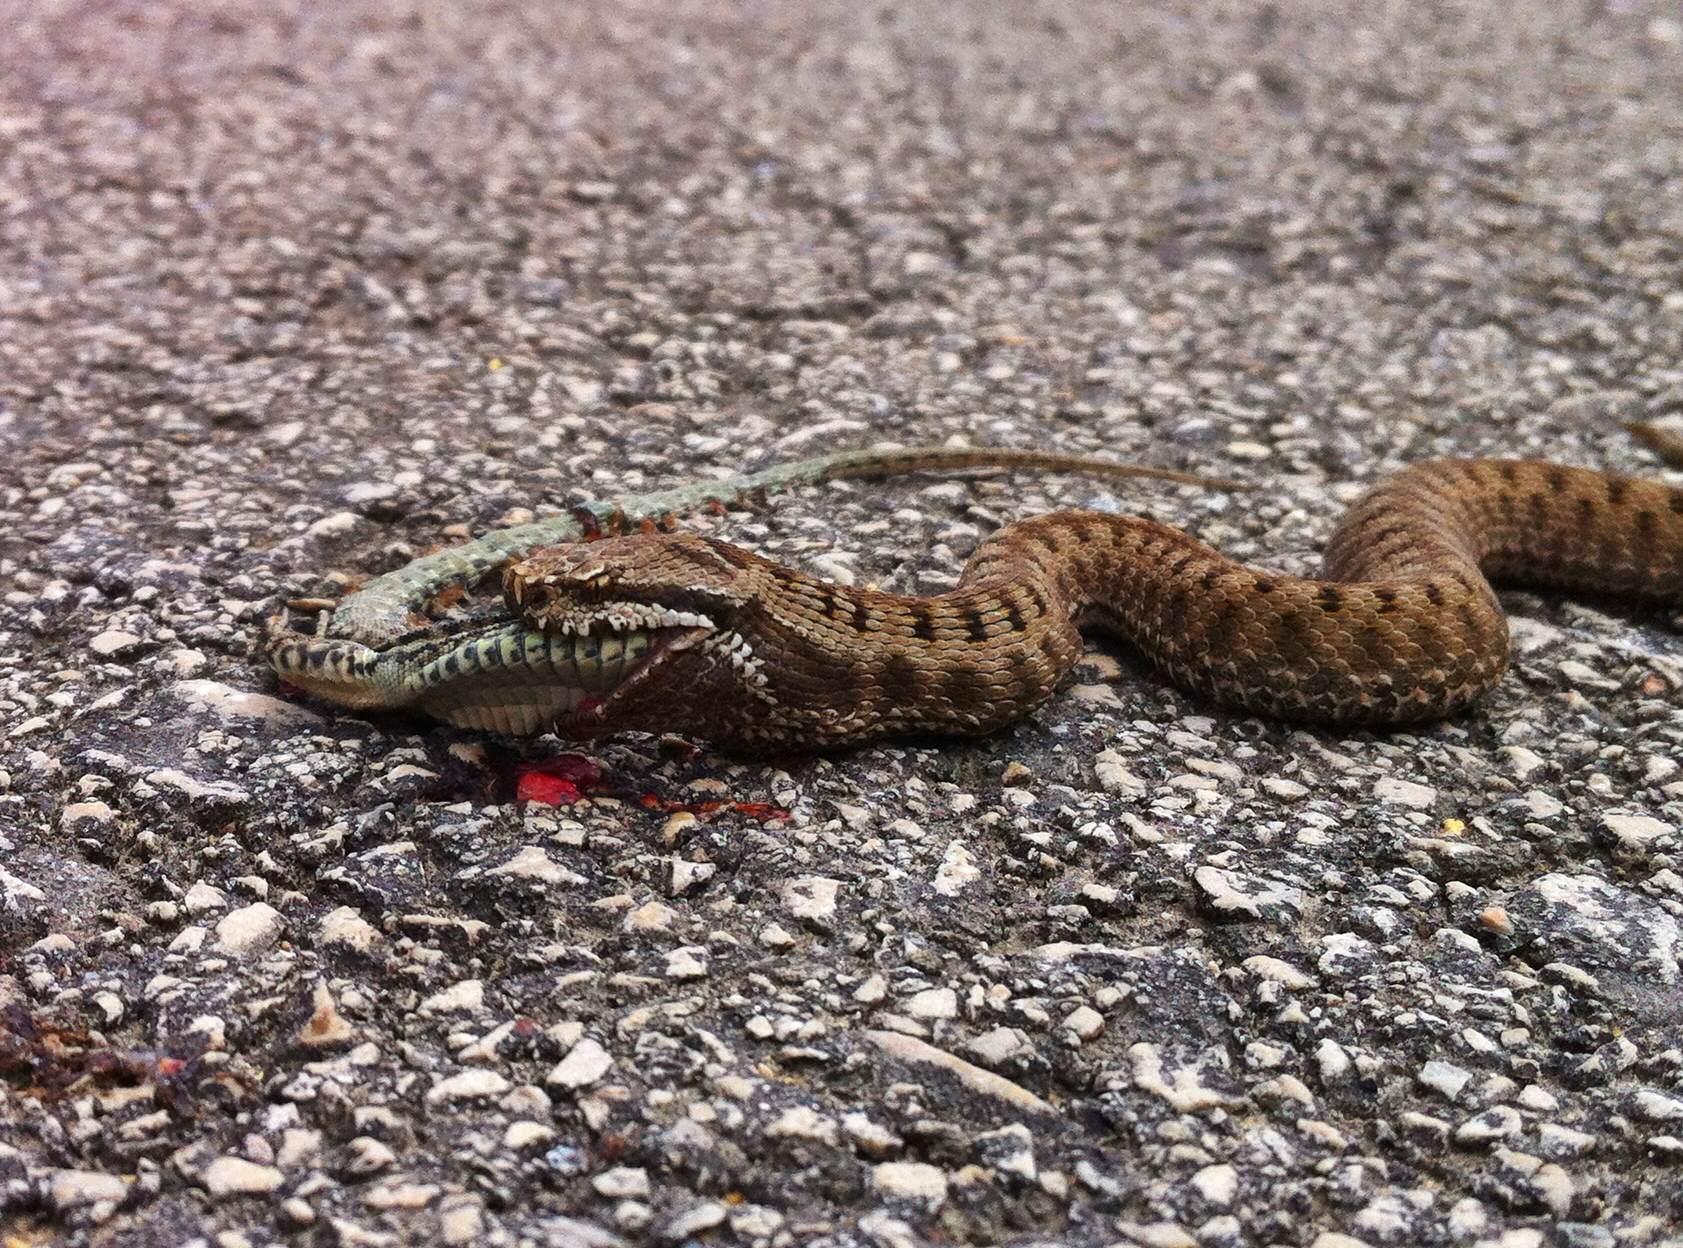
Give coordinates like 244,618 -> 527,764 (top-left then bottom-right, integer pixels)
504,532 -> 761,635
502,532 -> 775,741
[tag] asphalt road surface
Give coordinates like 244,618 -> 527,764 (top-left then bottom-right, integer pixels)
4,2 -> 1683,1246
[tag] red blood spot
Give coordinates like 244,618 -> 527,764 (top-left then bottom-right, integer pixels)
731,802 -> 791,821
515,753 -> 605,806
504,751 -> 785,820
517,773 -> 583,805
634,793 -> 790,821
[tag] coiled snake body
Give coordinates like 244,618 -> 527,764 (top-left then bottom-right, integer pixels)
270,450 -> 1683,748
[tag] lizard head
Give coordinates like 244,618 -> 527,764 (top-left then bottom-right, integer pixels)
503,532 -> 769,738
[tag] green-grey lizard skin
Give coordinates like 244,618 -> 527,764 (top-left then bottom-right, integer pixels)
267,445 -> 1238,735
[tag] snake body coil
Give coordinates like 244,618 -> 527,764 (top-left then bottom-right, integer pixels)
506,459 -> 1683,747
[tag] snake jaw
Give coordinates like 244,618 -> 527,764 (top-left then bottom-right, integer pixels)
507,534 -> 757,616
522,598 -> 716,638
500,536 -> 770,736
553,623 -> 716,735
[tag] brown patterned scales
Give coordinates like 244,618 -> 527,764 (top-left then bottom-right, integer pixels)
505,459 -> 1683,749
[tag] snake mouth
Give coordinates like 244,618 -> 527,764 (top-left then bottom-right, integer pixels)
547,610 -> 717,734
536,604 -> 715,637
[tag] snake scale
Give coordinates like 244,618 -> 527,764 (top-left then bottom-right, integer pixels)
269,446 -> 1683,748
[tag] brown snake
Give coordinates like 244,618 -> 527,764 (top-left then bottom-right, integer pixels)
506,459 -> 1683,749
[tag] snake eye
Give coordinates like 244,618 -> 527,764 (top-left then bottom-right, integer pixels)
522,584 -> 556,612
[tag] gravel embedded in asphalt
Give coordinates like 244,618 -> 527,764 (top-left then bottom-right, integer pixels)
3,2 -> 1683,1245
